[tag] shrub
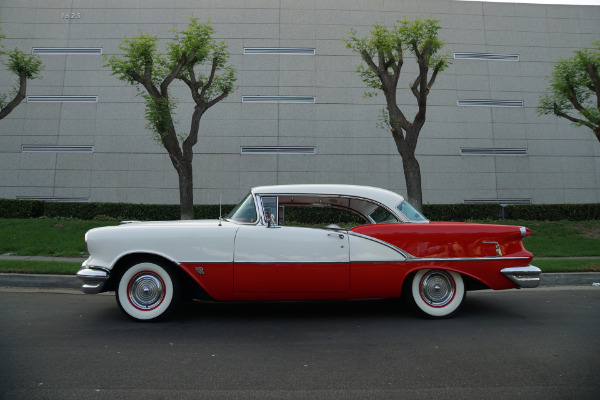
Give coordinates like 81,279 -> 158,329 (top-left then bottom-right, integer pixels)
1,198 -> 599,221
0,199 -> 44,218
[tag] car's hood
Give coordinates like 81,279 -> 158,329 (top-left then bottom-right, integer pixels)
85,219 -> 239,239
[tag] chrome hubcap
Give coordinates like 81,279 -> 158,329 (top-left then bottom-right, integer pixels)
128,272 -> 165,310
420,271 -> 455,307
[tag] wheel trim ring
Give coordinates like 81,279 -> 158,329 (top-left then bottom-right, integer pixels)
127,271 -> 166,311
419,270 -> 456,308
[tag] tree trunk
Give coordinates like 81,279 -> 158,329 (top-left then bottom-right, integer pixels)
0,70 -> 27,120
177,159 -> 194,220
401,152 -> 423,212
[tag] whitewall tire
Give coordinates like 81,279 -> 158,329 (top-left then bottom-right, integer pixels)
116,260 -> 179,321
409,269 -> 465,318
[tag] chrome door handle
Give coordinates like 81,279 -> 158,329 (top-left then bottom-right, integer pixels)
327,233 -> 345,239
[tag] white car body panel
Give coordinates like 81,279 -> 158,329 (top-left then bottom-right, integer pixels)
234,226 -> 349,263
84,220 -> 239,269
348,234 -> 407,262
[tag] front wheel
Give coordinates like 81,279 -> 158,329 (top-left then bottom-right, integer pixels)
116,259 -> 179,321
408,269 -> 465,319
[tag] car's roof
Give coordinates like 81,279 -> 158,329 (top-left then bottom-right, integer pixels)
251,184 -> 405,209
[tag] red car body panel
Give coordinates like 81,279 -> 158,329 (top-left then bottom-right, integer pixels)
351,222 -> 532,259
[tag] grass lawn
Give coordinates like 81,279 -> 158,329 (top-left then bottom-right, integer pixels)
0,218 -> 119,257
516,220 -> 600,257
534,259 -> 600,273
0,259 -> 81,275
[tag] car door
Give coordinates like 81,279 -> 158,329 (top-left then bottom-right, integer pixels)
233,225 -> 350,294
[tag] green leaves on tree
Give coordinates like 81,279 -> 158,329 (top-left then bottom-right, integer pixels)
538,42 -> 600,141
103,16 -> 237,219
344,17 -> 449,211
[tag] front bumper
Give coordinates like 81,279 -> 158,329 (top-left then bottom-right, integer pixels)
501,265 -> 542,288
76,266 -> 110,294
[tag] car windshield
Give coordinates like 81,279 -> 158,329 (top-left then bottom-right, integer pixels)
227,193 -> 258,223
397,201 -> 428,222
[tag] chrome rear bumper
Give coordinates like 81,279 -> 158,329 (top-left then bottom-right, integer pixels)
501,265 -> 542,288
76,267 -> 110,294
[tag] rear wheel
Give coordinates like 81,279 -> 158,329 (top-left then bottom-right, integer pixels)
116,259 -> 179,321
408,269 -> 465,319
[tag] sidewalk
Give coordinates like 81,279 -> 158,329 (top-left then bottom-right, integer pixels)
1,255 -> 599,289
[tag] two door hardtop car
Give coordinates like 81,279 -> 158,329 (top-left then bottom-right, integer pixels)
77,184 -> 540,321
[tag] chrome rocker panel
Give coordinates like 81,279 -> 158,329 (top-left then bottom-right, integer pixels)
76,267 -> 110,294
500,266 -> 542,288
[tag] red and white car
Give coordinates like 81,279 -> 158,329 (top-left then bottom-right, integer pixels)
77,184 -> 540,321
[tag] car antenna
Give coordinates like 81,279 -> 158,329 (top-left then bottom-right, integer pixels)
218,194 -> 222,226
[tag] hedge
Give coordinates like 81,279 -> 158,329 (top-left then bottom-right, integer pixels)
0,199 -> 235,221
1,198 -> 599,222
506,204 -> 600,221
422,204 -> 503,221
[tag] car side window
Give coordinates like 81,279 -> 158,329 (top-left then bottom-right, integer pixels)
368,205 -> 398,224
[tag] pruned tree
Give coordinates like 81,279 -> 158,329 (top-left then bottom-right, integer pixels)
104,17 -> 237,219
0,26 -> 44,120
538,42 -> 600,142
345,18 -> 450,211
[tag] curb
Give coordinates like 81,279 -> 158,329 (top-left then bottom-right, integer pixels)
540,272 -> 600,286
0,273 -> 81,289
1,272 -> 599,290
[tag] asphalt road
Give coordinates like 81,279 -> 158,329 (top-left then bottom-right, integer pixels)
1,287 -> 599,400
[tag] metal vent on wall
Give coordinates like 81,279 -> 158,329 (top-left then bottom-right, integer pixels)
241,146 -> 316,155
16,196 -> 90,202
464,198 -> 532,205
244,48 -> 315,55
457,99 -> 523,107
27,96 -> 98,103
32,48 -> 102,55
460,148 -> 528,156
22,145 -> 94,153
242,96 -> 315,103
454,53 -> 519,61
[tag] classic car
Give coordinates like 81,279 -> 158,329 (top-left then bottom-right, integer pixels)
76,184 -> 540,321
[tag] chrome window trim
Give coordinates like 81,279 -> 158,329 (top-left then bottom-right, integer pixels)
252,191 -> 407,223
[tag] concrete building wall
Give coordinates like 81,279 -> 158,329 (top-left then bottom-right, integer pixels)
0,0 -> 599,205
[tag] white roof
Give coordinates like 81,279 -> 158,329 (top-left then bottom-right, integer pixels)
251,184 -> 405,210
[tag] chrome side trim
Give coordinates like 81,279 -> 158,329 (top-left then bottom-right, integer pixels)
234,261 -> 349,265
349,257 -> 530,263
406,256 -> 530,262
501,266 -> 541,288
76,267 -> 110,294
